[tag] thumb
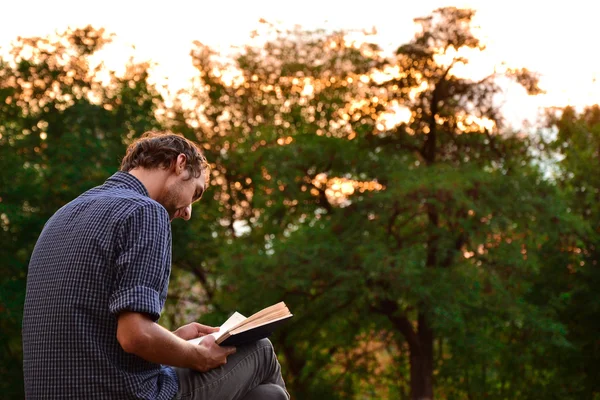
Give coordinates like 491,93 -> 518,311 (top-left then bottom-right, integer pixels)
200,334 -> 216,346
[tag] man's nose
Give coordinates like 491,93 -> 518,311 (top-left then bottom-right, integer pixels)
176,205 -> 192,221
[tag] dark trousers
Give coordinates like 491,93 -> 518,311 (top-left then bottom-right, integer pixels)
174,339 -> 289,400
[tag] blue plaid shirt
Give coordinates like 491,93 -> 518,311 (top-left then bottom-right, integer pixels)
23,172 -> 178,399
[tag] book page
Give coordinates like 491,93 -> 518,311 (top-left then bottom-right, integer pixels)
188,311 -> 246,345
235,302 -> 288,328
232,308 -> 290,332
229,313 -> 293,335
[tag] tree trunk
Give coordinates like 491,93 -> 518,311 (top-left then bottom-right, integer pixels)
377,300 -> 435,400
279,341 -> 308,397
408,312 -> 434,400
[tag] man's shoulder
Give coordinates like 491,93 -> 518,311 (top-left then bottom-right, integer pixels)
72,184 -> 168,224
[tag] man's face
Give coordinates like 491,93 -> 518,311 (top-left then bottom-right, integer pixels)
160,169 -> 206,222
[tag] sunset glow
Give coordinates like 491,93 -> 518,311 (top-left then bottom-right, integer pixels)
1,0 -> 598,128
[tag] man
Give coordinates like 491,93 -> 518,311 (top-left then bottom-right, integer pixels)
22,131 -> 289,400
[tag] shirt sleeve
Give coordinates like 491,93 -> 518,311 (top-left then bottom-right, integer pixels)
109,202 -> 172,321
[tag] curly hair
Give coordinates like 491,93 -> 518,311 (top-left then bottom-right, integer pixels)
120,131 -> 209,182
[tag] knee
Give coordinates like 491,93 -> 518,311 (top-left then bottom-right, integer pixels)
254,338 -> 277,362
255,338 -> 274,351
244,384 -> 289,400
256,338 -> 280,361
269,384 -> 289,400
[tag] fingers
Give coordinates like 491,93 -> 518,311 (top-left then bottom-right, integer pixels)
194,323 -> 219,335
215,346 -> 235,368
223,346 -> 236,356
193,339 -> 236,371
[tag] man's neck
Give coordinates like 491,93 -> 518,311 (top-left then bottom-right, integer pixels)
127,168 -> 169,202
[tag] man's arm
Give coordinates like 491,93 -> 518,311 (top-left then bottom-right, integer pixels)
117,311 -> 236,372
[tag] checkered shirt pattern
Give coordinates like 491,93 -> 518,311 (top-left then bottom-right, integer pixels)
22,172 -> 178,399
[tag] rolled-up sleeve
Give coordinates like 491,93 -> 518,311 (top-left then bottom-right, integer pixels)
109,203 -> 171,321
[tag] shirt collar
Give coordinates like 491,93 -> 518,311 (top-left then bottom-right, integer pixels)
105,171 -> 150,197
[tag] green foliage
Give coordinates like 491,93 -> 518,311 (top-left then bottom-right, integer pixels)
1,9 -> 598,400
537,105 -> 600,398
0,26 -> 162,398
163,8 -> 581,399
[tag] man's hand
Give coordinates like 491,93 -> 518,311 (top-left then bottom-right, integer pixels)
116,312 -> 235,371
191,334 -> 237,372
173,322 -> 219,341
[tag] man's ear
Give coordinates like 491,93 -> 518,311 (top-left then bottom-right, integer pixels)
175,154 -> 187,175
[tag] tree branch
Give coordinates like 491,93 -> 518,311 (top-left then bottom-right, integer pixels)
372,299 -> 421,354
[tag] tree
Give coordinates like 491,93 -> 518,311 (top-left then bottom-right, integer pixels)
171,9 -> 572,399
165,21 -> 384,397
363,8 -> 563,399
538,105 -> 600,398
1,11 -> 588,400
0,26 -> 162,397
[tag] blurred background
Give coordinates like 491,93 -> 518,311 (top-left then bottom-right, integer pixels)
1,1 -> 599,399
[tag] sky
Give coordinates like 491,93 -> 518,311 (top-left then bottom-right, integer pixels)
1,0 -> 598,128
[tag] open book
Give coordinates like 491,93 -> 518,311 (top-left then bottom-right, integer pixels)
188,302 -> 293,347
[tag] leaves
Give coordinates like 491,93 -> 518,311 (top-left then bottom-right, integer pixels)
1,9 -> 598,400
0,26 -> 162,397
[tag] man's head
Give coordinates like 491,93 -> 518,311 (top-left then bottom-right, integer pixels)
120,131 -> 210,221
